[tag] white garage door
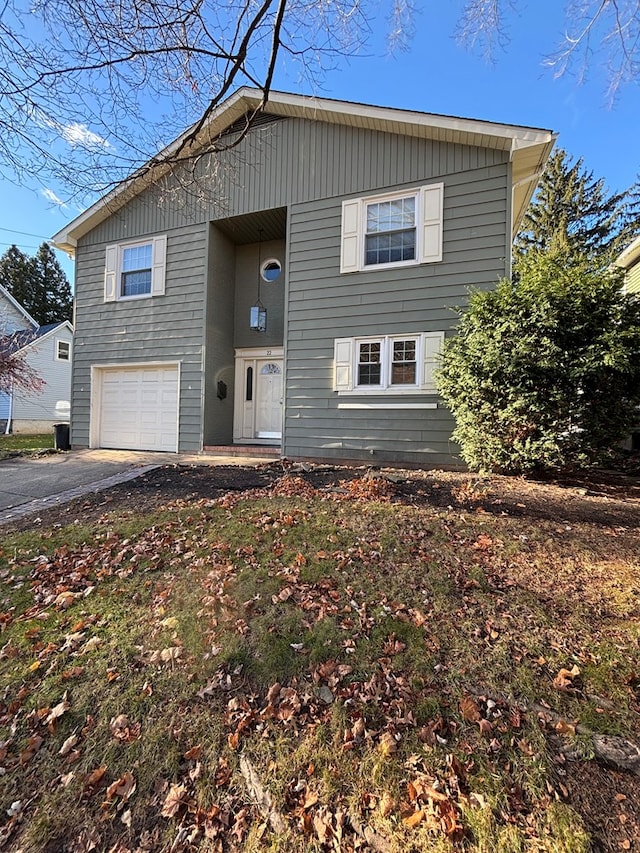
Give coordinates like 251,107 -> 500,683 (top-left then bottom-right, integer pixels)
98,365 -> 179,452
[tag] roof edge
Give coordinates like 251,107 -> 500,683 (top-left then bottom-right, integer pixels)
52,87 -> 556,253
615,234 -> 640,269
0,282 -> 39,330
15,320 -> 74,354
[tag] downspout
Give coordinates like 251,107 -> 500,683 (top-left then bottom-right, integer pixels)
4,378 -> 13,434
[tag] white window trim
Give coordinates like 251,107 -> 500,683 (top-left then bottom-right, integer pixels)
334,332 -> 444,396
104,235 -> 167,303
55,338 -> 71,361
340,183 -> 444,274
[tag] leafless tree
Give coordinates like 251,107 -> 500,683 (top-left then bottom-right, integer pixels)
0,0 -> 369,200
458,0 -> 640,102
0,332 -> 45,396
0,0 -> 638,201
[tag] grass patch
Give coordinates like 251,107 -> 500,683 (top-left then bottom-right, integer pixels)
0,433 -> 55,459
0,474 -> 638,851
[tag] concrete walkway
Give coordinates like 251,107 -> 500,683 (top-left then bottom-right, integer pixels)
0,448 -> 268,525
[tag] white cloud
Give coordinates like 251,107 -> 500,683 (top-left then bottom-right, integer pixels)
41,188 -> 67,207
59,122 -> 110,150
31,107 -> 111,152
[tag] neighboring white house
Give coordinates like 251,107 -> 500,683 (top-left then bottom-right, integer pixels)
0,283 -> 73,434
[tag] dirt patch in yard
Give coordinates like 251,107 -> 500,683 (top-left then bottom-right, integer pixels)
4,460 -> 640,533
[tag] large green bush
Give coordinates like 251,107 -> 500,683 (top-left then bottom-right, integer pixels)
437,253 -> 640,473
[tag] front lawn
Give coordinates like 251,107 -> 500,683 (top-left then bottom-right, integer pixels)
0,466 -> 638,851
0,433 -> 54,459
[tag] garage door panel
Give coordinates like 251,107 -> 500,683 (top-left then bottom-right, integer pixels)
97,365 -> 179,452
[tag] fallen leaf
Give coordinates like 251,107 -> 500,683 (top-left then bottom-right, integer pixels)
83,765 -> 107,795
19,734 -> 43,765
379,791 -> 394,817
105,771 -> 136,802
59,733 -> 79,756
161,783 -> 187,818
109,714 -> 141,742
553,665 -> 581,690
460,696 -> 481,722
55,591 -> 76,609
403,809 -> 426,828
478,718 -> 493,735
183,744 -> 203,761
378,731 -> 397,756
46,692 -> 70,731
555,718 -> 576,736
303,790 -> 319,810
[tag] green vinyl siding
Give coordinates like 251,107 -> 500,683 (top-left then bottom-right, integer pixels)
80,119 -> 508,246
71,223 -> 207,451
73,114 -> 513,463
283,162 -> 510,466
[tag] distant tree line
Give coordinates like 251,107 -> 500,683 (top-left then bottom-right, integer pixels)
0,243 -> 73,326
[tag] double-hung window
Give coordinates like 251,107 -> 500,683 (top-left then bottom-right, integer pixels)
104,235 -> 167,302
341,183 -> 443,273
121,243 -> 153,297
334,332 -> 443,395
56,339 -> 71,361
365,196 -> 416,266
357,341 -> 383,387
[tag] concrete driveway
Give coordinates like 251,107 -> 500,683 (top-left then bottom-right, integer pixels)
0,448 -> 266,524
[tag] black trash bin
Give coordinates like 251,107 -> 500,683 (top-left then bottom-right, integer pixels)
53,423 -> 70,451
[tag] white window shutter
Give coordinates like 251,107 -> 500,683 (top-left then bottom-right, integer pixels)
151,235 -> 167,296
104,245 -> 118,302
340,200 -> 361,274
419,183 -> 444,264
333,338 -> 354,391
421,332 -> 444,391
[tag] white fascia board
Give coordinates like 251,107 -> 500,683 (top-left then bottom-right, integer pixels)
510,135 -> 558,236
615,234 -> 640,269
0,282 -> 39,330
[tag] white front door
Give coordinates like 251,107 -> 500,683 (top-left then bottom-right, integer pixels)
255,360 -> 283,438
233,348 -> 284,444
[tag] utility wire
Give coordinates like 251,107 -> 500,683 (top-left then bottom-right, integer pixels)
0,227 -> 51,241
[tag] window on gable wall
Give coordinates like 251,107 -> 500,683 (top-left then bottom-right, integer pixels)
56,339 -> 71,361
340,183 -> 443,273
104,235 -> 167,302
334,332 -> 443,395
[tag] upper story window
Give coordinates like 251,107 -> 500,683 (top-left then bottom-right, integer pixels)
340,183 -> 444,274
56,339 -> 71,361
334,332 -> 444,395
121,243 -> 153,297
365,196 -> 416,266
104,235 -> 167,303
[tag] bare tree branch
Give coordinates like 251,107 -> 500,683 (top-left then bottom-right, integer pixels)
0,0 -> 638,206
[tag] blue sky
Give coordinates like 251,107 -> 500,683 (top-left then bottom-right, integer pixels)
1,1 -> 638,286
